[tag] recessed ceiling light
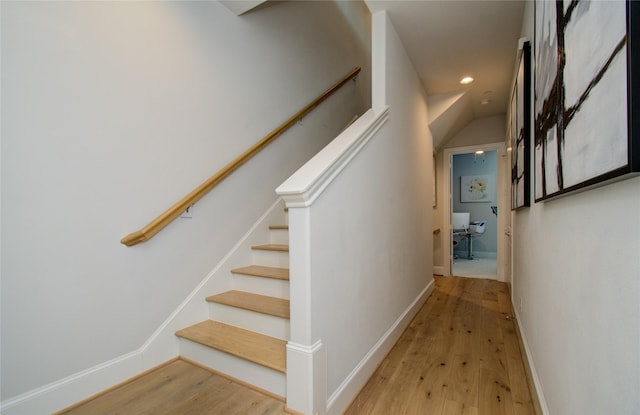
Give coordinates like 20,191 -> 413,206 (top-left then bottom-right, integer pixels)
460,76 -> 474,85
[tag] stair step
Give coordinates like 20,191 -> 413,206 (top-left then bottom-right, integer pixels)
178,341 -> 285,397
230,265 -> 289,281
207,291 -> 290,319
175,320 -> 286,373
207,301 -> 290,339
268,225 -> 289,244
251,244 -> 288,252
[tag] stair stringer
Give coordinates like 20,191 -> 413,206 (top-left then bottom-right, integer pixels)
139,197 -> 288,371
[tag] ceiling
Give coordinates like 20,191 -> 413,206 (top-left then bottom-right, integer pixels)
365,1 -> 526,149
227,0 -> 526,149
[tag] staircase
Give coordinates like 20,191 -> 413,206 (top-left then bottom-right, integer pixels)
175,214 -> 290,398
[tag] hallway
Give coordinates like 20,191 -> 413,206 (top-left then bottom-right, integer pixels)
344,276 -> 536,415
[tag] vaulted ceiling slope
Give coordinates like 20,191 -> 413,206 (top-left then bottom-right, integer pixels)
366,0 -> 525,149
219,0 -> 266,15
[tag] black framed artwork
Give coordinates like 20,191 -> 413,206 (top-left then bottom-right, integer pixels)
511,41 -> 531,210
534,0 -> 640,202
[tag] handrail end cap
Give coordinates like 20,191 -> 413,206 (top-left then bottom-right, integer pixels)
121,231 -> 147,247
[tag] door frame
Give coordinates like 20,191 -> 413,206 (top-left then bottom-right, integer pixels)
442,142 -> 510,281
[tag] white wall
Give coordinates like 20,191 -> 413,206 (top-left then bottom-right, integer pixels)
320,11 -> 432,408
278,9 -> 433,414
433,115 -> 506,268
511,2 -> 640,414
0,0 -> 370,407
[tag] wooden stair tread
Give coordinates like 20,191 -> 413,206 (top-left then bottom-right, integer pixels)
230,265 -> 289,280
269,225 -> 289,230
175,320 -> 286,373
207,290 -> 290,319
251,244 -> 288,252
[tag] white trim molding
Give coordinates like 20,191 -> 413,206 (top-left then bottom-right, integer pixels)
512,308 -> 550,415
276,107 -> 390,208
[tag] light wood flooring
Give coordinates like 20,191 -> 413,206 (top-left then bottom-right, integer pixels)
57,276 -> 536,415
55,358 -> 288,415
344,276 -> 536,415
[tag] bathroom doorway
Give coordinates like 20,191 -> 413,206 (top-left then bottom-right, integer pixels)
441,143 -> 510,281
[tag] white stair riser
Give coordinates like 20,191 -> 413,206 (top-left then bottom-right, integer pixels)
178,339 -> 286,398
207,303 -> 290,339
231,275 -> 290,298
252,250 -> 289,268
269,229 -> 289,245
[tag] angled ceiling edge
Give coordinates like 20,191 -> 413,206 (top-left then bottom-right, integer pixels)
219,0 -> 268,15
427,90 -> 467,125
428,91 -> 474,151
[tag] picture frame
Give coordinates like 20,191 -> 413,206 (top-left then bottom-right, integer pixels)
533,0 -> 640,202
460,174 -> 495,203
511,41 -> 531,210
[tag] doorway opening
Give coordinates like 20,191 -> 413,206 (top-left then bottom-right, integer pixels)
442,142 -> 509,281
451,151 -> 498,278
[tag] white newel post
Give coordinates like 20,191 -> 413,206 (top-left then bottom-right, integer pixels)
282,204 -> 327,415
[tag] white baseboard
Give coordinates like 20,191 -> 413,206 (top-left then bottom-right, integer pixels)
324,277 -> 435,415
512,308 -> 550,415
1,198 -> 286,415
1,351 -> 143,415
433,265 -> 444,275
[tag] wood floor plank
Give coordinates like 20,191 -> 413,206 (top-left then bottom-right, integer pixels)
447,352 -> 479,408
55,360 -> 196,415
56,360 -> 287,415
344,276 -> 536,415
411,357 -> 451,414
478,367 -> 515,415
442,399 -> 479,415
495,282 -> 513,315
162,375 -> 235,415
499,314 -> 535,415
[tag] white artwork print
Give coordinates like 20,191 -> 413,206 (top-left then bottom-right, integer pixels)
461,175 -> 494,203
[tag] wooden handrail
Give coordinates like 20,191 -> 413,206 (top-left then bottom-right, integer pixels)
121,66 -> 361,247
